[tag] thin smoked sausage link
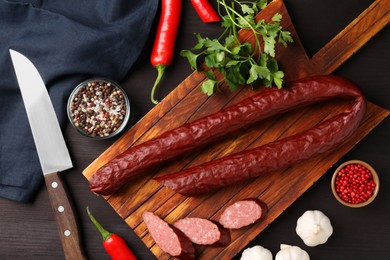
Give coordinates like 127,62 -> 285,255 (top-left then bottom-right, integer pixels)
155,76 -> 366,195
90,75 -> 366,196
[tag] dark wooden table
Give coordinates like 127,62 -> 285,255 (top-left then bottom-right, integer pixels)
0,0 -> 388,259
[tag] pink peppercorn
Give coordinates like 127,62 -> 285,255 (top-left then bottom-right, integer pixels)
334,163 -> 376,204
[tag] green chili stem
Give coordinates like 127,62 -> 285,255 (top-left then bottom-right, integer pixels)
87,207 -> 112,241
151,65 -> 166,105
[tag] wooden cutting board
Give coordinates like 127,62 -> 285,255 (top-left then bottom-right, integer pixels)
83,0 -> 389,259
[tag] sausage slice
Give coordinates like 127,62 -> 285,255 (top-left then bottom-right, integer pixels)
142,211 -> 195,259
219,199 -> 268,229
173,217 -> 231,246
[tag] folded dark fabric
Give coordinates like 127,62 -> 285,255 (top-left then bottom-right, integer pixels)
0,0 -> 158,202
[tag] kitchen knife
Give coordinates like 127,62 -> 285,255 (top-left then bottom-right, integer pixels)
9,49 -> 87,260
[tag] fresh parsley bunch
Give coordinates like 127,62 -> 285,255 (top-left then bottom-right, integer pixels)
181,0 -> 294,96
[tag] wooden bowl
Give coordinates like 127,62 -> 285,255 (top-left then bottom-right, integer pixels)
331,160 -> 379,208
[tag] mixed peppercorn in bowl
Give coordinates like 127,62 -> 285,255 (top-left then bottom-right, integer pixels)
67,78 -> 130,139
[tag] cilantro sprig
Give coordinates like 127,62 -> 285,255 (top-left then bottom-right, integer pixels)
180,0 -> 293,96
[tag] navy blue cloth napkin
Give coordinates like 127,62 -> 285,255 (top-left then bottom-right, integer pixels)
0,0 -> 158,202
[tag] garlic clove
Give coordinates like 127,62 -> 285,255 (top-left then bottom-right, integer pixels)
240,245 -> 273,260
275,245 -> 310,260
296,210 -> 333,247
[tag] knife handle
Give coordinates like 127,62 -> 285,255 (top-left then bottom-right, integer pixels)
44,172 -> 87,260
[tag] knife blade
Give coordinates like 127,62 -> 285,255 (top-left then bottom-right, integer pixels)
9,49 -> 87,260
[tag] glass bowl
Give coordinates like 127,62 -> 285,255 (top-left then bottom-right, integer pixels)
67,78 -> 130,139
331,160 -> 379,208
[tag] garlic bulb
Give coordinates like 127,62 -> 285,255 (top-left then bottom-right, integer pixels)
296,210 -> 333,247
240,245 -> 273,260
275,244 -> 309,260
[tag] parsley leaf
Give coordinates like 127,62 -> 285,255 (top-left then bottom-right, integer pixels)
200,79 -> 218,96
180,0 -> 294,96
180,50 -> 199,71
248,64 -> 270,84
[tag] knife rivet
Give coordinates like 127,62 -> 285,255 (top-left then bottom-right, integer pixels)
64,230 -> 71,237
51,182 -> 58,188
58,206 -> 65,213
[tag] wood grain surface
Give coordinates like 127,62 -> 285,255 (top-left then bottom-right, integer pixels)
83,0 -> 389,259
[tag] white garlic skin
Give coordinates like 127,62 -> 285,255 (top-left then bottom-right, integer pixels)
275,245 -> 310,260
240,245 -> 273,260
296,210 -> 333,247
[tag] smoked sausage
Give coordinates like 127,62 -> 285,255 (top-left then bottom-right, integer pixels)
154,76 -> 366,195
173,217 -> 231,246
142,211 -> 195,259
219,199 -> 268,229
89,75 -> 366,195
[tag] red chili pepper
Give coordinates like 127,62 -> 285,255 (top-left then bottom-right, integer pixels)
150,0 -> 181,104
87,207 -> 137,260
190,0 -> 221,23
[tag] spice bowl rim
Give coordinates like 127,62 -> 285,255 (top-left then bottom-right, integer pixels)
67,78 -> 131,140
331,160 -> 379,208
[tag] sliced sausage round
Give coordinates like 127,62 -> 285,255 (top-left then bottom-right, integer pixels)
219,199 -> 268,229
142,211 -> 195,259
173,217 -> 231,246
